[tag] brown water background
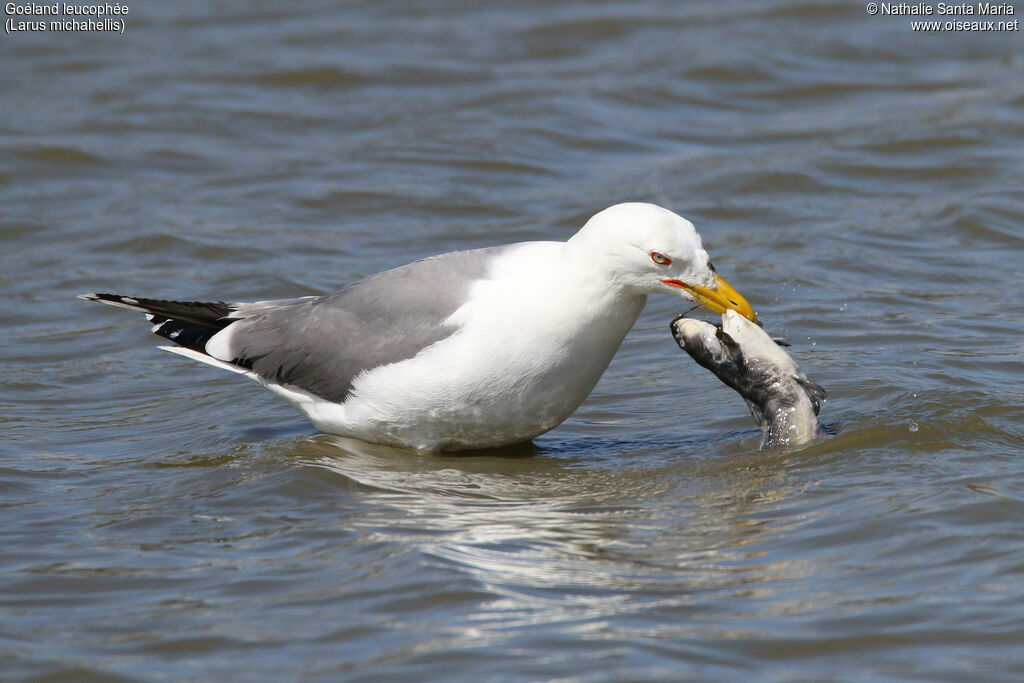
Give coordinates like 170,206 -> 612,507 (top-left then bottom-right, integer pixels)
3,1 -> 1024,680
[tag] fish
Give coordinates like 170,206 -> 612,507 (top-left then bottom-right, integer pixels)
671,309 -> 826,449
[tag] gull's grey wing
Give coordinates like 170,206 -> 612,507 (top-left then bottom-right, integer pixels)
214,245 -> 514,402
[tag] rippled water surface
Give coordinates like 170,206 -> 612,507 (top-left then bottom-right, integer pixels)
3,1 -> 1024,680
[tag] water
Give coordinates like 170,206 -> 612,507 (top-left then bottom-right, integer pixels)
3,1 -> 1024,679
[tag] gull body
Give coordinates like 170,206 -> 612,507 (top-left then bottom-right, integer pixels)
82,203 -> 756,451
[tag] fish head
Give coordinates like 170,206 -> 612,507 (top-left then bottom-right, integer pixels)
670,314 -> 746,390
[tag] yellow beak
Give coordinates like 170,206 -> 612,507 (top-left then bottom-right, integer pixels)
662,273 -> 758,323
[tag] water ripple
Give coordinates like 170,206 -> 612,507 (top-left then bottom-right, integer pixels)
3,0 -> 1024,679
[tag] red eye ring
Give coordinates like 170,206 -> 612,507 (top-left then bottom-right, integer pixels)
650,251 -> 671,265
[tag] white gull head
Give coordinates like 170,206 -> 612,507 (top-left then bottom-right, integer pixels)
566,203 -> 757,321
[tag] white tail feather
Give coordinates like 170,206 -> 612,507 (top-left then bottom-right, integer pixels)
156,345 -> 255,377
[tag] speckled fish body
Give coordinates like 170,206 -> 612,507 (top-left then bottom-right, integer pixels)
671,309 -> 826,449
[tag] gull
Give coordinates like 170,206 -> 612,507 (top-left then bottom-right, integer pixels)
80,202 -> 756,451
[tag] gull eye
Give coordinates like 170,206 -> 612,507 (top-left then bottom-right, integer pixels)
650,251 -> 671,265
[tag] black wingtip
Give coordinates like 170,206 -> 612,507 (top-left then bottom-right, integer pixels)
79,292 -> 131,304
77,292 -> 154,313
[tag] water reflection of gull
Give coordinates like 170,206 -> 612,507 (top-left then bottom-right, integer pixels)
287,436 -> 812,608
